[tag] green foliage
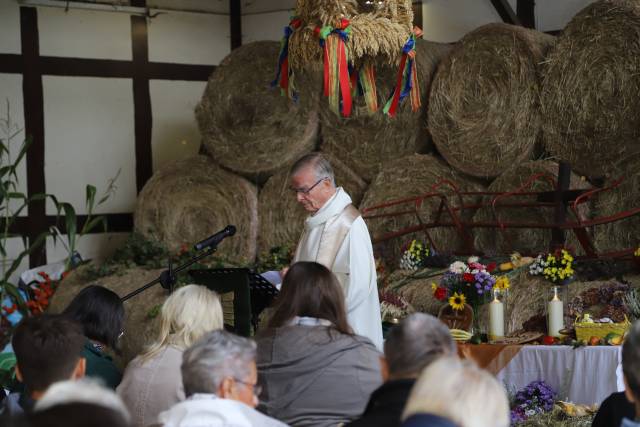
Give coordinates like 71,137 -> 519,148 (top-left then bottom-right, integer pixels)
256,245 -> 293,272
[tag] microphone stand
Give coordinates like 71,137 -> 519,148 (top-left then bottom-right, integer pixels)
120,246 -> 217,302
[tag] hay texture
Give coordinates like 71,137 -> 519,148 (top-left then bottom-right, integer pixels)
134,156 -> 258,264
288,0 -> 413,69
593,155 -> 640,253
196,41 -> 319,181
473,160 -> 591,256
541,0 -> 640,180
258,153 -> 367,254
428,23 -> 554,179
360,154 -> 485,261
321,40 -> 453,182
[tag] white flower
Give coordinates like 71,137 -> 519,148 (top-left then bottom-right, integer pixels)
449,261 -> 469,274
525,410 -> 537,417
467,256 -> 479,264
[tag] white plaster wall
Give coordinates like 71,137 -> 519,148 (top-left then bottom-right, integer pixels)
535,0 -> 596,31
42,76 -> 137,216
46,232 -> 130,264
0,1 -> 21,54
37,6 -> 133,60
242,10 -> 292,43
150,79 -> 206,171
1,237 -> 30,284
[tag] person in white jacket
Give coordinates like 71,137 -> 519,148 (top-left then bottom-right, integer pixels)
158,330 -> 287,427
288,153 -> 383,350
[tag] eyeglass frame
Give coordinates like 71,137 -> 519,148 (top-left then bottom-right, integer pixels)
290,176 -> 329,195
233,377 -> 262,396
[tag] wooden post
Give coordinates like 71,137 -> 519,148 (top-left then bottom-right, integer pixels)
551,161 -> 571,250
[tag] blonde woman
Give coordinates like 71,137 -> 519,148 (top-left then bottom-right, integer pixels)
402,357 -> 510,427
117,284 -> 223,427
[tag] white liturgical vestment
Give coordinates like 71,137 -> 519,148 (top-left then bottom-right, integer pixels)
293,187 -> 383,351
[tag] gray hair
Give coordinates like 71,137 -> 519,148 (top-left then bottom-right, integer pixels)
623,320 -> 640,398
289,153 -> 336,186
384,313 -> 456,378
181,329 -> 256,397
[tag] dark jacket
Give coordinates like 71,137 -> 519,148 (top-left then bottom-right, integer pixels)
347,379 -> 416,427
402,414 -> 459,427
82,341 -> 121,389
592,391 -> 634,427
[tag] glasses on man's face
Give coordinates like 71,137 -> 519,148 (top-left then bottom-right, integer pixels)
291,177 -> 328,195
234,378 -> 262,396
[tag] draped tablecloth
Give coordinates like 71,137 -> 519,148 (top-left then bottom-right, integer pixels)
459,344 -> 623,405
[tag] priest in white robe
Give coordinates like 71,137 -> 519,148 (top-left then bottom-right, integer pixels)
287,153 -> 383,350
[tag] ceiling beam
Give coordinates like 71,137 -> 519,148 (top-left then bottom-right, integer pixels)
490,0 -> 522,26
517,0 -> 536,29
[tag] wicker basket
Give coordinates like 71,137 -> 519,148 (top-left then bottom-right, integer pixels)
575,316 -> 630,342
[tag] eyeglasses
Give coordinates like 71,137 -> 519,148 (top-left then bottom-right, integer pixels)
291,177 -> 328,195
234,378 -> 262,396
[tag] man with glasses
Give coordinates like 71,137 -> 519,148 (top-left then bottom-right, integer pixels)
287,153 -> 383,351
159,330 -> 286,427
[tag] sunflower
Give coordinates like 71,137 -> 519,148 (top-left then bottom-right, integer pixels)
449,292 -> 466,311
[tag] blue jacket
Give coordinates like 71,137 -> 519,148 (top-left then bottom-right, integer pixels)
402,413 -> 459,427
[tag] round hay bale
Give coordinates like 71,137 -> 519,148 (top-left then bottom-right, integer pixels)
428,23 -> 555,179
134,155 -> 258,264
48,265 -> 167,366
541,0 -> 640,180
593,155 -> 640,253
258,153 -> 367,254
321,39 -> 453,182
473,160 -> 591,256
360,154 -> 486,262
384,269 -> 444,315
196,41 -> 320,181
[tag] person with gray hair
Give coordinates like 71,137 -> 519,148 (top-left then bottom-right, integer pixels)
619,320 -> 640,427
158,330 -> 287,427
347,313 -> 456,427
286,152 -> 383,350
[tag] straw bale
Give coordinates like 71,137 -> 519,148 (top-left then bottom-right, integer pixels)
196,41 -> 320,181
541,0 -> 640,180
321,39 -> 453,182
428,23 -> 555,178
593,154 -> 640,253
258,153 -> 367,254
384,269 -> 444,315
473,160 -> 591,256
360,154 -> 486,261
134,156 -> 258,264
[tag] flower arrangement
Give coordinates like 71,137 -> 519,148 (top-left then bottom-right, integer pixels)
510,380 -> 556,424
1,271 -> 60,327
379,289 -> 411,322
399,239 -> 429,271
635,247 -> 640,257
431,257 -> 498,311
528,249 -> 574,284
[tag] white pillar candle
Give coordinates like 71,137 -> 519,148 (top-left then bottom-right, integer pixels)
548,287 -> 564,338
489,296 -> 504,340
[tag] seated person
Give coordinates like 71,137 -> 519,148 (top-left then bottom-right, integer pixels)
31,378 -> 130,427
620,321 -> 640,427
347,313 -> 456,427
592,391 -> 634,427
1,315 -> 86,417
402,357 -> 509,427
118,284 -> 223,427
256,261 -> 382,427
159,329 -> 287,427
62,285 -> 124,389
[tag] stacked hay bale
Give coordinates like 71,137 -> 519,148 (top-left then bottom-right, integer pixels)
196,41 -> 320,181
134,155 -> 258,264
321,39 -> 453,182
258,153 -> 367,254
428,23 -> 554,179
541,0 -> 640,181
473,160 -> 592,256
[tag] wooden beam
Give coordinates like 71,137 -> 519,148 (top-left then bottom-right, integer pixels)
517,0 -> 536,29
412,1 -> 423,31
0,54 -> 23,74
229,0 -> 242,50
490,0 -> 521,26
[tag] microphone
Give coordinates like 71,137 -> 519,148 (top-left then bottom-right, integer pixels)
194,225 -> 236,251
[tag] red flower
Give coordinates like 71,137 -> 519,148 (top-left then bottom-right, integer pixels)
434,287 -> 448,301
463,273 -> 475,283
487,262 -> 497,272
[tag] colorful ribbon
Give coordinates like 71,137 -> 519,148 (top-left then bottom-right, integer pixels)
315,19 -> 353,117
272,17 -> 302,98
384,27 -> 423,117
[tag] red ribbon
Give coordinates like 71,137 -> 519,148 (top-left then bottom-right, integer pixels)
387,53 -> 408,117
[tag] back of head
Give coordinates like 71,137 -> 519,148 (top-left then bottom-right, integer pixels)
403,357 -> 510,427
267,261 -> 352,335
623,320 -> 640,400
384,313 -> 455,379
181,329 -> 256,397
12,314 -> 85,393
289,152 -> 336,186
141,284 -> 223,361
30,402 -> 130,427
34,378 -> 130,424
62,285 -> 124,350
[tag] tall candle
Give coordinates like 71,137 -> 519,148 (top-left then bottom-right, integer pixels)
489,295 -> 504,340
548,287 -> 564,338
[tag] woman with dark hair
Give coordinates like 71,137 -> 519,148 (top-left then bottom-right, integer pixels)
62,285 -> 124,389
256,261 -> 382,427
